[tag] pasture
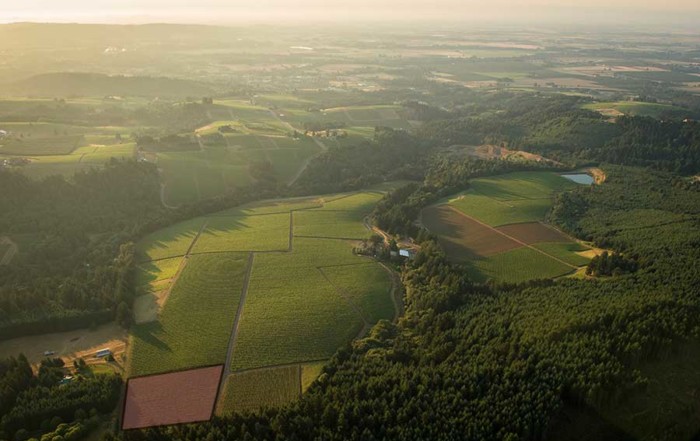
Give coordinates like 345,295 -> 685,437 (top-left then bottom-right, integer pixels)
191,213 -> 290,253
129,188 -> 396,411
217,366 -> 301,414
583,101 -> 682,118
128,253 -> 248,377
135,217 -> 206,262
230,238 -> 364,371
423,172 -> 591,282
464,247 -> 574,283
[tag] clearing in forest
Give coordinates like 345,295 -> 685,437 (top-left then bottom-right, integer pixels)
423,171 -> 593,282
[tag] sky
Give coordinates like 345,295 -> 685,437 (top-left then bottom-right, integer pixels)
1,0 -> 699,29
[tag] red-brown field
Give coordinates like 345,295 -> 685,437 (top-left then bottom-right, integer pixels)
496,222 -> 570,244
122,365 -> 223,430
421,205 -> 521,260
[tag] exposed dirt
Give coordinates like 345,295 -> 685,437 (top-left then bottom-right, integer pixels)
496,222 -> 571,244
0,322 -> 127,367
421,205 -> 523,260
122,365 -> 223,430
444,144 -> 561,165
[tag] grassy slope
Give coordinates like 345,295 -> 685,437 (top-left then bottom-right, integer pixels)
135,217 -> 206,262
230,238 -> 364,371
128,253 -> 247,377
192,213 -> 290,253
218,366 -> 300,414
322,262 -> 394,323
465,247 -> 574,283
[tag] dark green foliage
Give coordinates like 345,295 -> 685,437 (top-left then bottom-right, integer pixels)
0,368 -> 121,439
586,251 -> 638,277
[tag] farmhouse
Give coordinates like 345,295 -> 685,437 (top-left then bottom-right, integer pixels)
399,249 -> 416,259
95,348 -> 111,358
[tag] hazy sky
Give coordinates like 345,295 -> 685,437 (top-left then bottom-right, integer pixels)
2,0 -> 699,29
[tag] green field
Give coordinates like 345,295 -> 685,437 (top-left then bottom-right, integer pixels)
294,209 -> 369,239
301,361 -> 326,393
218,366 -> 301,414
230,238 -> 366,371
0,135 -> 83,155
128,253 -> 248,377
192,213 -> 290,253
447,172 -> 578,227
135,257 -> 183,293
321,262 -> 394,323
135,217 -> 205,262
129,188 -> 396,410
531,242 -> 592,267
426,171 -> 589,283
583,101 -> 682,118
465,247 -> 575,283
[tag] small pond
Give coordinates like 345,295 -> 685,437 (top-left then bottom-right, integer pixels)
561,173 -> 594,185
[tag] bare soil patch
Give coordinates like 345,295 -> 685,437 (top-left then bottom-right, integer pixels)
496,222 -> 570,245
0,236 -> 18,265
421,205 -> 522,260
444,144 -> 560,165
133,290 -> 169,324
0,322 -> 127,367
122,365 -> 223,430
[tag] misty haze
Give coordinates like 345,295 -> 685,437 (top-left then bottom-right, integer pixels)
0,2 -> 699,441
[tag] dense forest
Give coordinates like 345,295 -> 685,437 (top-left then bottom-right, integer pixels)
0,160 -> 280,338
0,355 -> 122,441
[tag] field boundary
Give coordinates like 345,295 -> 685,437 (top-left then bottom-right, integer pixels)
221,252 -> 255,378
0,236 -> 18,265
231,357 -> 329,375
447,207 -> 578,269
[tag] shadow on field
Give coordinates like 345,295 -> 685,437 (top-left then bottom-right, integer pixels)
133,322 -> 172,353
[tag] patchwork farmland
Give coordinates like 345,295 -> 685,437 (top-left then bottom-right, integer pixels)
127,187 -> 400,417
422,171 -> 595,283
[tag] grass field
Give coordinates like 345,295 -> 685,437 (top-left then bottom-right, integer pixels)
465,247 -> 575,283
128,253 -> 248,377
301,361 -> 326,392
218,366 -> 301,414
583,101 -> 681,118
0,135 -> 83,155
531,242 -> 591,267
230,238 -> 365,371
191,213 -> 290,253
424,172 -> 590,282
129,188 -> 395,410
135,257 -> 183,293
294,209 -> 369,239
135,217 -> 206,262
321,262 -> 394,323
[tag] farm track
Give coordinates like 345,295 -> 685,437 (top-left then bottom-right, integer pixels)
219,252 -> 255,392
0,236 -> 18,265
447,207 -> 577,269
378,262 -> 404,321
265,108 -> 329,187
231,357 -> 329,375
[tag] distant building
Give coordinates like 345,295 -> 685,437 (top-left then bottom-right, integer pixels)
0,130 -> 7,138
95,348 -> 112,358
399,249 -> 416,259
